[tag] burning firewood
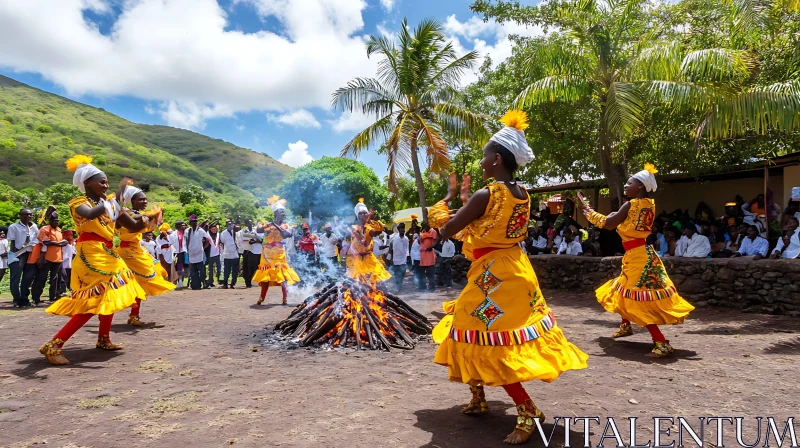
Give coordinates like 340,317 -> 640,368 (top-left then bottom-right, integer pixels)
274,280 -> 432,351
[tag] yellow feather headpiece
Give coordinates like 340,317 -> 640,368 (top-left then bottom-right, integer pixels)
65,154 -> 93,173
267,195 -> 281,205
159,223 -> 171,233
358,197 -> 365,203
644,163 -> 658,174
499,110 -> 529,131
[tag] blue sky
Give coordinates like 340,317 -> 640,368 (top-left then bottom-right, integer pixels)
0,0 -> 541,178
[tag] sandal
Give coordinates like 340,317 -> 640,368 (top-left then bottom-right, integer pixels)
612,322 -> 633,338
96,334 -> 124,351
461,385 -> 488,415
39,338 -> 69,365
504,399 -> 545,445
256,297 -> 265,306
127,316 -> 146,327
649,341 -> 674,358
282,297 -> 287,306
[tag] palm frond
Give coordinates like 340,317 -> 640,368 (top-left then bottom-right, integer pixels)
645,80 -> 729,111
629,41 -> 683,82
331,77 -> 396,113
340,113 -> 395,158
681,49 -> 754,84
700,89 -> 800,142
515,75 -> 592,108
430,50 -> 480,88
604,82 -> 645,137
415,115 -> 450,174
434,103 -> 490,142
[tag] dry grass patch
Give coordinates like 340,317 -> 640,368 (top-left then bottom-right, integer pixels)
149,391 -> 201,415
76,396 -> 120,409
133,421 -> 183,439
136,359 -> 175,373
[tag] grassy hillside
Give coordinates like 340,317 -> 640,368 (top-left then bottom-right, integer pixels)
0,74 -> 290,201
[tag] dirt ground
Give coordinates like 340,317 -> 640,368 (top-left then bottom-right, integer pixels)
0,283 -> 798,448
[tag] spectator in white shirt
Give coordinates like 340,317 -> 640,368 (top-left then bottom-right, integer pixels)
770,217 -> 800,259
731,225 -> 769,260
436,237 -> 456,288
140,231 -> 158,260
219,222 -> 240,288
58,231 -> 76,298
205,224 -> 221,287
388,223 -> 410,292
0,230 -> 8,284
524,227 -> 547,255
7,208 -> 39,307
184,215 -> 209,290
168,220 -> 187,289
373,226 -> 391,261
157,226 -> 176,283
410,234 -> 422,290
318,224 -> 339,272
238,220 -> 258,288
674,227 -> 711,258
556,228 -> 584,255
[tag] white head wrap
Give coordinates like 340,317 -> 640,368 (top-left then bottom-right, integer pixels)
631,170 -> 658,192
72,164 -> 104,193
354,201 -> 368,217
121,185 -> 143,207
489,127 -> 534,167
271,200 -> 286,213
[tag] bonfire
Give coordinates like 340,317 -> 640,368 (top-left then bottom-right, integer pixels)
274,280 -> 432,351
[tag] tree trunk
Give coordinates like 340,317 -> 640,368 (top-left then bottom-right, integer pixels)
410,133 -> 429,222
598,103 -> 625,211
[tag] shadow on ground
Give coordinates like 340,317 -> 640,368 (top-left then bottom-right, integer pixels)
414,403 -> 584,448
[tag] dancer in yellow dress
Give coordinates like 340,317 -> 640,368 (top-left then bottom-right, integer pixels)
253,196 -> 300,305
347,198 -> 391,284
580,164 -> 694,357
429,111 -> 588,445
39,155 -> 152,365
117,182 -> 175,326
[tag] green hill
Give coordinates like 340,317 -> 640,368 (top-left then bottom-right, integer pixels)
0,74 -> 290,201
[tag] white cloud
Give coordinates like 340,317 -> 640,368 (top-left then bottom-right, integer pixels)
235,123 -> 246,131
380,0 -> 395,12
0,0 -> 377,129
279,140 -> 314,167
329,110 -> 376,133
267,109 -> 321,129
442,14 -> 545,85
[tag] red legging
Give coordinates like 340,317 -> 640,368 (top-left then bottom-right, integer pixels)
621,318 -> 666,343
502,382 -> 531,405
129,298 -> 142,317
260,283 -> 288,299
53,313 -> 114,345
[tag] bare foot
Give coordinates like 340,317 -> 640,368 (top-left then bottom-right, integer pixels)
503,429 -> 530,445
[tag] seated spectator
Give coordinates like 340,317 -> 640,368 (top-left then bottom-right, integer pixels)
582,228 -> 601,256
524,227 -> 547,255
732,225 -> 768,260
663,227 -> 679,257
674,226 -> 711,258
556,228 -> 583,255
770,217 -> 799,259
781,197 -> 800,229
713,225 -> 743,258
651,224 -> 668,257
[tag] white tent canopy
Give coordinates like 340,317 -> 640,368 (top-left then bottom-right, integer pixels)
393,207 -> 428,224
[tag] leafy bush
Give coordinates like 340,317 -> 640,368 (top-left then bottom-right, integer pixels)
35,106 -> 48,114
10,165 -> 25,176
35,124 -> 52,133
0,201 -> 20,226
178,185 -> 208,206
0,138 -> 15,149
94,155 -> 106,166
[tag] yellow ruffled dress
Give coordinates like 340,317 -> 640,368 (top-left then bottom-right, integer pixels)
116,211 -> 175,297
431,184 -> 588,387
252,223 -> 300,286
345,221 -> 391,284
595,198 -> 695,327
46,197 -> 146,316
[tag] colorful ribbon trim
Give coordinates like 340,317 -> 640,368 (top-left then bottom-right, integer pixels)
71,269 -> 135,300
612,280 -> 677,302
449,312 -> 557,346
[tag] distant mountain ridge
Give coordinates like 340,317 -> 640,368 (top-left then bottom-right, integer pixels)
0,74 -> 290,200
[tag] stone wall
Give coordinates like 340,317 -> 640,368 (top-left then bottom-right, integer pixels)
528,255 -> 800,316
451,254 -> 800,316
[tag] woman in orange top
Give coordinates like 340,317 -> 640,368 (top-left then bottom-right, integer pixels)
580,164 -> 694,357
40,156 -> 154,365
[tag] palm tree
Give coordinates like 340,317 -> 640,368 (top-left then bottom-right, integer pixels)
512,0 -> 800,209
332,18 -> 488,221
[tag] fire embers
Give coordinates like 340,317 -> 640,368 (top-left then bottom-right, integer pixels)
274,280 -> 432,351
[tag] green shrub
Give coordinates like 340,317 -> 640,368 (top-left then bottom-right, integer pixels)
94,155 -> 106,166
0,139 -> 15,149
35,124 -> 52,133
10,165 -> 25,176
35,106 -> 48,114
61,137 -> 73,146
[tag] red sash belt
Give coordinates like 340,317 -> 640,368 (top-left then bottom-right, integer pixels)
622,239 -> 646,251
119,241 -> 135,248
473,247 -> 501,260
77,232 -> 113,249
